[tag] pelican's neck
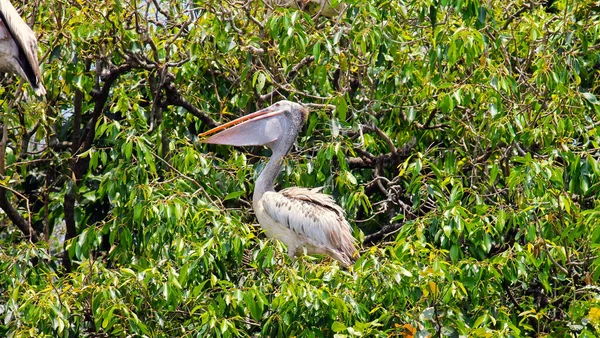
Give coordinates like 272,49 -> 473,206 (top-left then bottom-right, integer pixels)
253,147 -> 286,205
251,115 -> 300,206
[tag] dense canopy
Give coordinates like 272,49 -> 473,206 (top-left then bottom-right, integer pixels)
1,0 -> 600,336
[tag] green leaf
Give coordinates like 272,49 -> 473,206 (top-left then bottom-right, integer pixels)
134,203 -> 143,221
313,42 -> 321,62
254,71 -> 266,93
332,321 -> 346,333
583,92 -> 599,105
336,96 -> 348,121
124,141 -> 133,160
450,244 -> 459,262
224,190 -> 245,201
244,292 -> 263,321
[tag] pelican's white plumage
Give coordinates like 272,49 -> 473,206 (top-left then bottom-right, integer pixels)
258,187 -> 357,266
201,101 -> 359,267
0,0 -> 45,95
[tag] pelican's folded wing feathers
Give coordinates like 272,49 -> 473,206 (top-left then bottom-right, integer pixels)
261,187 -> 359,265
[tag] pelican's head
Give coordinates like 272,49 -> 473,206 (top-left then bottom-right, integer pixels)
199,100 -> 309,150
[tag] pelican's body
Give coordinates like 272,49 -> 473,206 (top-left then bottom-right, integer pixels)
0,0 -> 45,95
201,101 -> 359,266
256,187 -> 357,265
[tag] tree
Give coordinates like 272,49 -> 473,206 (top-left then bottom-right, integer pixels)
1,0 -> 599,336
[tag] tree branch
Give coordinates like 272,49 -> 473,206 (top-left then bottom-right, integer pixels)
164,81 -> 218,129
0,185 -> 39,243
0,86 -> 39,243
82,63 -> 133,153
363,222 -> 403,246
63,62 -> 133,271
347,141 -> 414,170
0,124 -> 38,243
259,55 -> 315,101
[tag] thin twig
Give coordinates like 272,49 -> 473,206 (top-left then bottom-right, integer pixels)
148,148 -> 225,210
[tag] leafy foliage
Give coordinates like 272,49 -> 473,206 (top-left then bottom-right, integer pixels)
1,0 -> 600,336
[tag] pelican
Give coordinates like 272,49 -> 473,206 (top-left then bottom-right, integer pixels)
201,101 -> 359,267
0,0 -> 45,95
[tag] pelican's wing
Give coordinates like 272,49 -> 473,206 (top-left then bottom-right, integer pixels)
0,15 -> 9,40
0,0 -> 45,95
261,187 -> 359,265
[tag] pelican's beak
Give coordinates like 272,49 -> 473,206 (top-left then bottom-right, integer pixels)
199,106 -> 287,147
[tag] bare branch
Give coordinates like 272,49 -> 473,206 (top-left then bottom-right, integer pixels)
0,86 -> 39,243
0,184 -> 39,243
363,222 -> 403,246
304,102 -> 336,110
259,56 -> 315,101
363,124 -> 396,153
164,81 -> 218,129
